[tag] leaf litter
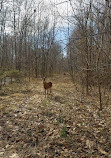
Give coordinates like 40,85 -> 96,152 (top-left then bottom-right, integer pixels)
0,75 -> 111,157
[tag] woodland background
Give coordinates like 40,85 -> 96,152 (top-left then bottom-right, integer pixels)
0,0 -> 111,157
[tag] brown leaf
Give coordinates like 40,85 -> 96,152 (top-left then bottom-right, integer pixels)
98,146 -> 108,155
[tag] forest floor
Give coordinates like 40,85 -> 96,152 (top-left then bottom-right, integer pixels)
0,74 -> 111,158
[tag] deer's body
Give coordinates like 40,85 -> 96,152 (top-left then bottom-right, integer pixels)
43,77 -> 52,97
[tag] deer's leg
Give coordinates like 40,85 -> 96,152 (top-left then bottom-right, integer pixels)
50,88 -> 51,94
45,89 -> 46,98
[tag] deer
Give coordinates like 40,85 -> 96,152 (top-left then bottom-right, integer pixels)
42,77 -> 52,97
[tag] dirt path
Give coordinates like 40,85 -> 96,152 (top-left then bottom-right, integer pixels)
0,75 -> 111,158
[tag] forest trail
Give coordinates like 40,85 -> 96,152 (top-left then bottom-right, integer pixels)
0,75 -> 111,158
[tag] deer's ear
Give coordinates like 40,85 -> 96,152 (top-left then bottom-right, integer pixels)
42,77 -> 46,81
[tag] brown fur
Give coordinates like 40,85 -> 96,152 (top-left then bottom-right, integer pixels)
44,82 -> 52,89
43,77 -> 52,97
